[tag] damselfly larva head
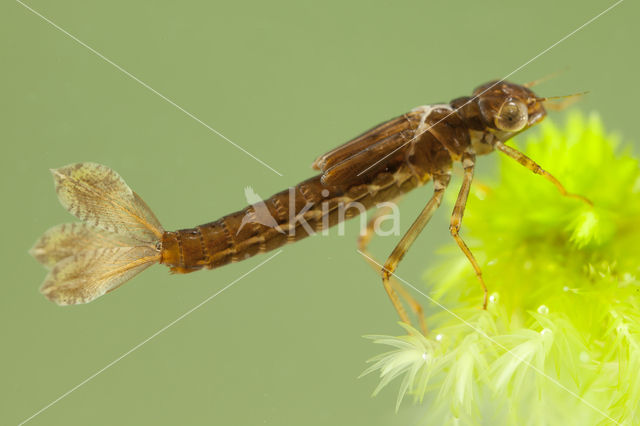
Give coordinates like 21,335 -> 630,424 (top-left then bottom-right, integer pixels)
473,80 -> 547,138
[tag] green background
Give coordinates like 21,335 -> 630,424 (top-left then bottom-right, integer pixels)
1,0 -> 637,424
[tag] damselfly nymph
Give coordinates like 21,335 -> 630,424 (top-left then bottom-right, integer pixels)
31,79 -> 591,335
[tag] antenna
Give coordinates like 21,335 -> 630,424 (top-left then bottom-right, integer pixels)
536,91 -> 589,111
523,68 -> 570,88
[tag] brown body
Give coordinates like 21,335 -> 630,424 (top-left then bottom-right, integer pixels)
161,171 -> 421,273
160,81 -> 546,274
33,79 -> 589,334
160,112 -> 450,273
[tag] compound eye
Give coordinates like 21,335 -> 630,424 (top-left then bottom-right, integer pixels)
495,100 -> 528,131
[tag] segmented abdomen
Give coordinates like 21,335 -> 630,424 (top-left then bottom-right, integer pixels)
160,167 -> 422,273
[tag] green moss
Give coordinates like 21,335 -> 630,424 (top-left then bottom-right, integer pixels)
363,113 -> 640,425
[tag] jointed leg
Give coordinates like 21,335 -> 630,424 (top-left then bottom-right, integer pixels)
449,153 -> 488,309
358,200 -> 428,335
495,141 -> 592,206
381,174 -> 450,332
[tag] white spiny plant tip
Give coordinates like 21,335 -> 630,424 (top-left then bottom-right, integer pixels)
362,114 -> 640,424
362,323 -> 445,411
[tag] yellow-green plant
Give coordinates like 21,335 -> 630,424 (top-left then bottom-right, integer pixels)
363,113 -> 640,425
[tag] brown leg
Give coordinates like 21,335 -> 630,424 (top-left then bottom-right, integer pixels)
358,199 -> 428,335
449,153 -> 488,309
380,174 -> 450,331
495,141 -> 592,206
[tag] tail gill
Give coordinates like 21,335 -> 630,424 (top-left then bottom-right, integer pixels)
30,163 -> 163,305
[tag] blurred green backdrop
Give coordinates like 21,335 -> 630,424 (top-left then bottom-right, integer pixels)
2,0 -> 638,425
